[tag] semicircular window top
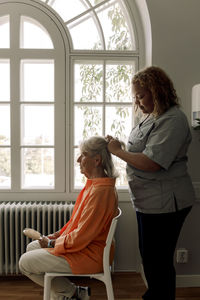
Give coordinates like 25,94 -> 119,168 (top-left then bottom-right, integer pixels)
0,15 -> 10,48
20,16 -> 54,49
47,0 -> 136,50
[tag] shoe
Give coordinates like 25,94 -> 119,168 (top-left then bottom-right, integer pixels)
63,286 -> 90,300
76,286 -> 91,300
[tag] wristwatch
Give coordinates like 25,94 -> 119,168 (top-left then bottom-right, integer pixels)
47,239 -> 53,248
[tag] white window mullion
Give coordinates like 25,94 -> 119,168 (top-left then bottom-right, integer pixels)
10,9 -> 20,49
102,60 -> 106,136
54,46 -> 66,192
10,59 -> 21,191
9,11 -> 20,191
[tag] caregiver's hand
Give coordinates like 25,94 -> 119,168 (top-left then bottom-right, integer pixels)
106,135 -> 122,156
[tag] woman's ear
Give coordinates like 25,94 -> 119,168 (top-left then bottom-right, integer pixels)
94,154 -> 102,167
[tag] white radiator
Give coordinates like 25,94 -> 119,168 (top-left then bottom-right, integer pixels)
0,201 -> 74,275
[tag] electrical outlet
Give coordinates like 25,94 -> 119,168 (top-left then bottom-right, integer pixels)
176,248 -> 188,263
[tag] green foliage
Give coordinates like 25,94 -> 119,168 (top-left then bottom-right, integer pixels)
78,4 -> 133,147
25,148 -> 53,174
107,4 -> 131,50
111,107 -> 130,140
80,106 -> 101,139
0,135 -> 9,145
76,3 -> 133,186
0,148 -> 10,177
106,64 -> 132,102
94,0 -> 103,5
0,136 -> 10,178
80,64 -> 103,102
0,2 -> 133,186
79,62 -> 132,141
77,3 -> 133,187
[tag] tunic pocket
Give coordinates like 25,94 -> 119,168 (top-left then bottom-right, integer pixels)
127,123 -> 155,153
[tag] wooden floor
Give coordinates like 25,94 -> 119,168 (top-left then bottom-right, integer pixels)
0,272 -> 200,300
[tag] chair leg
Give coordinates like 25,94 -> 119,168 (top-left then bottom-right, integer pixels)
105,276 -> 114,300
43,274 -> 52,300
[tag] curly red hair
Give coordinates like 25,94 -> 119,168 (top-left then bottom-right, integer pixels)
132,66 -> 180,116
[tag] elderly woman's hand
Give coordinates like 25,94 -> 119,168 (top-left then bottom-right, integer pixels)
47,231 -> 60,240
38,236 -> 50,248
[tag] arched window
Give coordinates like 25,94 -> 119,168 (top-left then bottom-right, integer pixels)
0,0 -> 151,200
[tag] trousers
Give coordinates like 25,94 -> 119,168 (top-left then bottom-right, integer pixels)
19,240 -> 76,300
136,206 -> 192,300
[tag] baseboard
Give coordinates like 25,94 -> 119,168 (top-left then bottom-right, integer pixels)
139,263 -> 200,288
115,266 -> 200,288
176,275 -> 200,287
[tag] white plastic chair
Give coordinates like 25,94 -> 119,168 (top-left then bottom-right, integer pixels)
43,207 -> 122,300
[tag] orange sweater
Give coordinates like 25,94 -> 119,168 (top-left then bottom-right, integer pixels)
47,177 -> 118,274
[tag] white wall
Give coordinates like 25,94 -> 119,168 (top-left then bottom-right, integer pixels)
115,0 -> 200,283
146,0 -> 200,277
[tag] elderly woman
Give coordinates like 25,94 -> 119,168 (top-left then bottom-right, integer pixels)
19,136 -> 118,300
106,66 -> 195,300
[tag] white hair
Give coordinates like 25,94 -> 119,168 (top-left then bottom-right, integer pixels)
80,136 -> 118,178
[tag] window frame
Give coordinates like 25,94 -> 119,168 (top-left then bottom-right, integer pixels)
0,0 -> 151,202
70,55 -> 138,192
0,1 -> 66,200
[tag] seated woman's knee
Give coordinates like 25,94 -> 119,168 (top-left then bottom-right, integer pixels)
26,240 -> 41,252
19,252 -> 31,275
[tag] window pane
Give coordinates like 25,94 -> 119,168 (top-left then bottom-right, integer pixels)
0,105 -> 10,145
68,13 -> 102,50
106,63 -> 135,102
21,60 -> 54,102
0,148 -> 10,188
97,2 -> 134,50
20,16 -> 53,49
88,0 -> 105,6
74,63 -> 103,102
106,105 -> 132,188
106,106 -> 132,142
49,0 -> 88,22
74,105 -> 102,145
22,148 -> 54,188
21,105 -> 54,145
0,60 -> 10,101
0,15 -> 9,48
113,155 -> 127,187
